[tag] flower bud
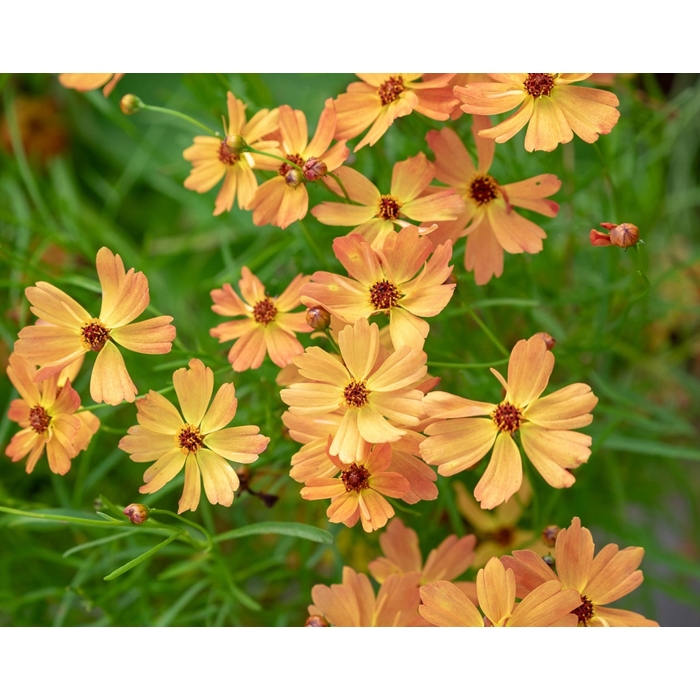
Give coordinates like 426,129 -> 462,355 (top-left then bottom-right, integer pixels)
120,94 -> 144,116
302,157 -> 328,181
542,524 -> 561,547
542,553 -> 556,569
224,133 -> 247,155
305,614 -> 329,627
306,306 -> 331,331
533,332 -> 556,351
590,221 -> 640,248
124,503 -> 150,524
284,168 -> 303,188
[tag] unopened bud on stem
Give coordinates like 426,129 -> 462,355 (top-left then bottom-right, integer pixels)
124,503 -> 150,524
306,306 -> 331,331
302,157 -> 328,181
120,94 -> 144,116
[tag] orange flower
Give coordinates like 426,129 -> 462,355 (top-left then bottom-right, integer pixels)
210,267 -> 311,372
301,441 -> 409,532
183,91 -> 279,215
119,358 -> 270,514
424,121 -> 560,285
58,73 -> 124,97
308,566 -> 423,626
419,557 -> 580,627
502,517 -> 659,626
280,317 -> 427,465
249,99 -> 348,229
454,73 -> 620,152
311,153 -> 465,249
300,227 -> 454,350
5,353 -> 86,475
14,247 -> 176,405
420,335 -> 598,509
334,74 -> 458,151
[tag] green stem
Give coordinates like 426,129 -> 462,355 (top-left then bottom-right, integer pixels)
428,358 -> 509,370
464,306 -> 509,357
103,532 -> 180,581
245,147 -> 302,171
326,172 -> 351,202
323,328 -> 341,356
140,104 -> 219,136
150,508 -> 212,549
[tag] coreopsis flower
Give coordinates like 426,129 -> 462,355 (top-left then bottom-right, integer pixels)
300,228 -> 454,350
210,267 -> 311,372
334,74 -> 458,151
5,353 -> 83,475
454,479 -> 550,568
183,91 -> 279,215
301,441 -> 409,532
55,355 -> 101,453
502,517 -> 659,626
58,73 -> 124,97
249,99 -> 348,229
311,153 -> 465,249
454,73 -> 620,152
14,247 -> 176,405
590,222 -> 640,248
308,566 -> 423,626
280,317 -> 427,464
424,121 -> 560,285
419,556 -> 580,627
420,335 -> 598,509
119,358 -> 270,514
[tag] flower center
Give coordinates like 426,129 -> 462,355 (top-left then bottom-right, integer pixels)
28,405 -> 51,434
177,424 -> 204,454
377,195 -> 401,220
341,464 -> 371,492
523,73 -> 555,98
491,401 -> 523,433
218,139 -> 240,166
343,379 -> 370,408
81,320 -> 111,352
572,595 -> 595,626
378,76 -> 404,106
369,279 -> 401,310
469,174 -> 499,206
278,153 -> 305,178
493,526 -> 515,546
253,296 -> 278,325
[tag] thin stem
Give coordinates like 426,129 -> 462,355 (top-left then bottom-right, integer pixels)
245,147 -> 301,171
150,508 -> 212,549
464,305 -> 509,357
326,172 -> 351,202
428,358 -> 509,370
140,104 -> 219,137
323,328 -> 341,356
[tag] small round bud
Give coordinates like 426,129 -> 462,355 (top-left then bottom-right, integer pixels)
285,168 -> 303,188
534,332 -> 556,351
306,306 -> 331,331
224,134 -> 247,155
543,553 -> 555,569
305,614 -> 329,627
120,94 -> 144,116
542,524 -> 561,547
609,223 -> 640,248
124,503 -> 150,524
302,157 -> 328,181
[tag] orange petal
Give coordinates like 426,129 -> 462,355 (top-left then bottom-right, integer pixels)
90,341 -> 137,405
476,557 -> 516,626
419,581 -> 483,627
173,358 -> 213,426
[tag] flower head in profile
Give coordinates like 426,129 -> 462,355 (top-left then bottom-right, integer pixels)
455,73 -> 620,152
300,227 -> 454,350
183,91 -> 279,215
119,358 -> 270,514
14,247 -> 176,405
502,517 -> 659,626
419,556 -> 580,627
5,353 -> 88,475
590,222 -> 640,248
210,267 -> 311,372
424,121 -> 560,285
311,153 -> 464,250
58,73 -> 124,97
308,566 -> 423,626
334,74 -> 458,151
420,335 -> 597,509
249,99 -> 348,229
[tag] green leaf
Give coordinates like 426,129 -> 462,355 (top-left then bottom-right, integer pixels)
213,521 -> 333,544
103,533 -> 179,581
602,436 -> 700,462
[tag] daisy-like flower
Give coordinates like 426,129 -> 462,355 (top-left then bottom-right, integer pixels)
119,358 -> 270,514
334,74 -> 458,152
424,121 -> 560,285
301,441 -> 409,533
249,99 -> 348,229
183,91 -> 279,216
300,227 -> 454,350
419,556 -> 580,627
420,335 -> 598,509
14,247 -> 176,405
280,317 -> 427,465
58,73 -> 124,97
308,566 -> 423,626
5,353 -> 84,475
210,267 -> 311,372
502,517 -> 659,626
454,73 -> 620,152
311,153 -> 465,250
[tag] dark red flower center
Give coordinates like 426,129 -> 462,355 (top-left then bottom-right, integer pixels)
28,405 -> 51,434
343,379 -> 370,408
377,195 -> 401,220
177,424 -> 204,454
218,139 -> 240,166
378,76 -> 405,106
523,73 -> 555,98
278,153 -> 305,177
469,174 -> 499,205
492,401 -> 523,433
493,526 -> 515,546
572,594 -> 595,626
369,279 -> 401,310
81,320 -> 111,352
341,464 -> 371,492
253,296 -> 278,325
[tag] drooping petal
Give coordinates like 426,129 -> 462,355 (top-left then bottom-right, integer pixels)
90,341 -> 137,405
173,358 -> 214,426
473,432 -> 523,510
197,448 -> 240,507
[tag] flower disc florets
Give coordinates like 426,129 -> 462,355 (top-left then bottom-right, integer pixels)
378,76 -> 405,105
523,73 -> 555,98
341,464 -> 371,492
369,279 -> 401,310
343,379 -> 370,408
469,174 -> 499,205
81,320 -> 111,352
177,424 -> 204,453
28,405 -> 51,433
491,401 -> 523,433
252,296 -> 278,325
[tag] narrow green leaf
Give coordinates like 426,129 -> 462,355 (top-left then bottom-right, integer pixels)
603,436 -> 700,462
63,530 -> 136,558
213,521 -> 333,544
103,533 -> 179,581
